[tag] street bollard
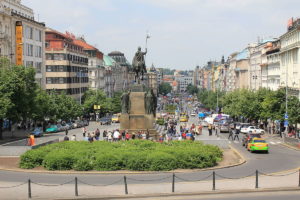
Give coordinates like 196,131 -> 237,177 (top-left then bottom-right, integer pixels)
124,176 -> 128,195
172,173 -> 175,193
75,177 -> 78,196
28,179 -> 31,199
255,170 -> 258,189
212,171 -> 216,190
298,169 -> 300,187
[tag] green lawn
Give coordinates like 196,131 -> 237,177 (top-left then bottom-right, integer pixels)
20,140 -> 223,171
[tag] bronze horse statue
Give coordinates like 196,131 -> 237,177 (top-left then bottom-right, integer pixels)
132,47 -> 147,83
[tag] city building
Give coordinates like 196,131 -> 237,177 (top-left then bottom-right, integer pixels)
108,51 -> 132,91
74,37 -> 105,91
266,40 -> 281,91
147,64 -> 158,95
0,0 -> 46,88
280,18 -> 300,98
177,76 -> 194,92
45,29 -> 88,102
235,48 -> 251,90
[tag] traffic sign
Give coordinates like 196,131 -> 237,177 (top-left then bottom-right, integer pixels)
284,113 -> 288,119
284,120 -> 289,127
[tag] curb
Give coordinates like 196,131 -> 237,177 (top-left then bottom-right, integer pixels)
281,142 -> 300,151
0,146 -> 246,175
55,187 -> 300,200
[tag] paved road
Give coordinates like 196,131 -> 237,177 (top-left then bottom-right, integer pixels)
0,117 -> 300,185
121,190 -> 300,200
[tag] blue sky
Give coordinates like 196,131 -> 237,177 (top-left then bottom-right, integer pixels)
23,0 -> 300,70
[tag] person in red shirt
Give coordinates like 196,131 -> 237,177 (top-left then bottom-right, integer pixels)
125,131 -> 131,140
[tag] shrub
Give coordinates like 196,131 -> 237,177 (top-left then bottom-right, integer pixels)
94,154 -> 124,171
20,140 -> 223,171
147,152 -> 178,171
73,159 -> 93,171
42,150 -> 76,170
19,149 -> 49,169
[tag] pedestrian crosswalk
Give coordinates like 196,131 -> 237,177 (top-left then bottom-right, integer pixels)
228,139 -> 282,145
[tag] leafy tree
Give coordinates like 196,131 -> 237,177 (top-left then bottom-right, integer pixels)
158,83 -> 172,96
110,92 -> 122,113
186,84 -> 198,95
287,96 -> 300,125
198,89 -> 224,111
82,89 -> 111,116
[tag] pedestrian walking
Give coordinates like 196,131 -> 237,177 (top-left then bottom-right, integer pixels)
208,124 -> 213,136
228,128 -> 234,140
215,124 -> 219,137
82,127 -> 86,137
233,127 -> 240,141
65,128 -> 68,136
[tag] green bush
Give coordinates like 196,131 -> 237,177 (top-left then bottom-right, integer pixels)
42,150 -> 76,170
73,159 -> 93,171
20,140 -> 223,171
94,154 -> 124,171
19,148 -> 50,169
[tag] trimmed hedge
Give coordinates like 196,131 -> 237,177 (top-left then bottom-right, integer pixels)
19,140 -> 223,171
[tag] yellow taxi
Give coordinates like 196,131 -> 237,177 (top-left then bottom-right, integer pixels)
111,113 -> 120,123
247,137 -> 269,153
180,115 -> 188,122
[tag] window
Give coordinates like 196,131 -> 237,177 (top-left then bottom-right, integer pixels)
46,53 -> 53,60
35,62 -> 42,73
59,77 -> 64,84
35,29 -> 42,42
25,26 -> 33,39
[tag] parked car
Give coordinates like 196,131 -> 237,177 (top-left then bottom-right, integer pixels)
220,123 -> 230,132
83,120 -> 89,126
247,138 -> 269,153
31,127 -> 43,137
242,133 -> 262,147
98,117 -> 112,125
236,123 -> 250,130
46,125 -> 58,133
73,120 -> 84,128
64,123 -> 72,130
241,126 -> 265,134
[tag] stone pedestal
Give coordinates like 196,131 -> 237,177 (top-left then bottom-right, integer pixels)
120,85 -> 158,139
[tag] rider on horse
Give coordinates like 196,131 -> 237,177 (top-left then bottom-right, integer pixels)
132,46 -> 147,82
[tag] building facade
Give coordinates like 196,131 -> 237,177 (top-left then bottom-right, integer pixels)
45,29 -> 88,102
0,0 -> 46,88
280,18 -> 300,98
266,40 -> 281,91
74,38 -> 105,91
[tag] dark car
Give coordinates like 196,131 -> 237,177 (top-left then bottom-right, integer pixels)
98,117 -> 112,125
31,127 -> 43,137
242,133 -> 262,147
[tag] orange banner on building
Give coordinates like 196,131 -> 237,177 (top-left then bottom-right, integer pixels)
16,21 -> 23,66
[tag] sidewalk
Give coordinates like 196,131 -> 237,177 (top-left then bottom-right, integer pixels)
0,170 -> 299,200
0,122 -> 120,156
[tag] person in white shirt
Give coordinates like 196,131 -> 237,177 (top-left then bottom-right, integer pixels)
113,130 -> 120,142
107,131 -> 113,142
70,135 -> 76,141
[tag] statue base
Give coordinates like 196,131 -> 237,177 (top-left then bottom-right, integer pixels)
120,85 -> 158,140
